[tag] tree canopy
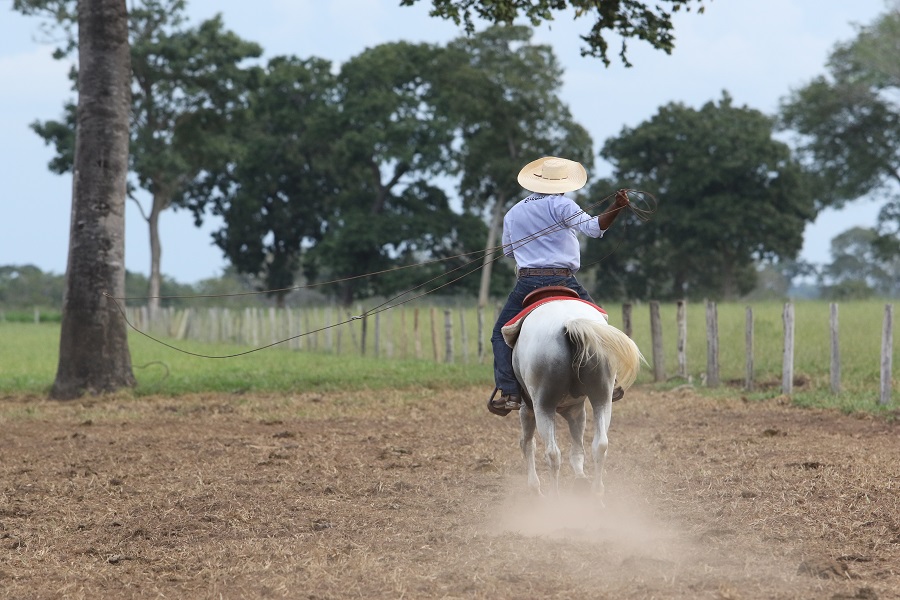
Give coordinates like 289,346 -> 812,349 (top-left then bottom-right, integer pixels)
819,226 -> 900,299
779,5 -> 900,264
401,0 -> 706,65
438,25 -> 594,305
590,93 -> 815,301
185,28 -> 595,306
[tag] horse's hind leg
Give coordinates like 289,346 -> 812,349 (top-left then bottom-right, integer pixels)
533,404 -> 562,497
588,397 -> 613,499
519,404 -> 542,496
558,403 -> 588,487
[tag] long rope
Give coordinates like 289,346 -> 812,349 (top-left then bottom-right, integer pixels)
106,189 -> 656,358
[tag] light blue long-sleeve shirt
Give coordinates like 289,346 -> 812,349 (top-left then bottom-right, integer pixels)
501,193 -> 604,272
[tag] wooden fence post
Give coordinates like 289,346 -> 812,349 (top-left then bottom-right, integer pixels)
649,301 -> 665,382
459,308 -> 469,363
745,306 -> 754,391
346,306 -> 360,353
384,311 -> 394,358
268,307 -> 277,345
676,299 -> 687,379
222,308 -> 231,343
477,306 -> 485,363
782,302 -> 795,395
444,309 -> 453,363
360,309 -> 368,356
622,303 -> 633,339
336,319 -> 342,355
414,308 -> 422,359
430,307 -> 439,362
286,309 -> 296,350
251,308 -> 260,347
305,309 -> 314,351
400,309 -> 408,359
206,308 -> 215,344
706,300 -> 719,387
374,312 -> 380,358
830,303 -> 841,394
176,308 -> 191,340
880,304 -> 894,406
325,305 -> 334,353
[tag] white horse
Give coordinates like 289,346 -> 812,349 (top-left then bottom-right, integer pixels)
509,298 -> 644,498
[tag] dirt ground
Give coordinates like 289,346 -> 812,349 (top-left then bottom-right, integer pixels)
1,385 -> 899,600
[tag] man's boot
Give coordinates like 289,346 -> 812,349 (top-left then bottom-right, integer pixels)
487,388 -> 521,416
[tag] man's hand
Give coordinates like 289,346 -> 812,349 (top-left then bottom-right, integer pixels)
599,190 -> 630,230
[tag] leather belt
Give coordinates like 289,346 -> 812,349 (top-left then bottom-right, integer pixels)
517,267 -> 573,278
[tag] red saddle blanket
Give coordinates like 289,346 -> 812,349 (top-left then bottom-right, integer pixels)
501,297 -> 608,347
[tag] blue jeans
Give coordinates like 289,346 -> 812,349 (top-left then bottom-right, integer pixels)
491,275 -> 595,396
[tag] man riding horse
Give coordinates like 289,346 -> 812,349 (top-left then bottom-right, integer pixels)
488,156 -> 630,416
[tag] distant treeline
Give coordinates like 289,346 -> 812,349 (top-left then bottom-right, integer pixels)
3,259 -> 898,320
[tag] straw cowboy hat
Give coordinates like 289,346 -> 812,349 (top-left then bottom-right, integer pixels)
517,156 -> 588,194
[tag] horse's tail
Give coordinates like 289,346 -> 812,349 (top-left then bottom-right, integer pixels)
565,319 -> 645,390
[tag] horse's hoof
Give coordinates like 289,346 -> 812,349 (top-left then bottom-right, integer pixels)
572,477 -> 592,495
593,485 -> 606,507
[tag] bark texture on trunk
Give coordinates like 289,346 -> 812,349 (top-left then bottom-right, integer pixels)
52,0 -> 136,399
477,193 -> 507,309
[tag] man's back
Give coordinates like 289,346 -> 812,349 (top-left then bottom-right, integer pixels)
503,193 -> 601,270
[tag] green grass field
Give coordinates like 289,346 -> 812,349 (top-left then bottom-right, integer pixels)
0,320 -> 491,396
1,299 -> 895,413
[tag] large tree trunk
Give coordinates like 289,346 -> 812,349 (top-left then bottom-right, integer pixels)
477,192 -> 507,309
52,0 -> 135,399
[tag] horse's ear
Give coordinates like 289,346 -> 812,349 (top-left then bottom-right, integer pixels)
521,286 -> 579,308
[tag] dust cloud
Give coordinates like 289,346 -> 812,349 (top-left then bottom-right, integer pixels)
490,480 -> 689,564
480,473 -> 803,597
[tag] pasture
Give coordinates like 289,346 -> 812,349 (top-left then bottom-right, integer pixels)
1,302 -> 898,599
3,299 -> 896,410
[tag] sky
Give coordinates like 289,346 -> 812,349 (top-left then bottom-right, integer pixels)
0,0 -> 892,284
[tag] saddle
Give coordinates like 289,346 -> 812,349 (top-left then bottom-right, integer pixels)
500,286 -> 607,347
521,285 -> 579,307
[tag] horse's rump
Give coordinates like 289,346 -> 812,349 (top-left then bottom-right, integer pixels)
512,299 -> 643,393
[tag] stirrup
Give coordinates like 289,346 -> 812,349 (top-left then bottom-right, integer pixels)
487,388 -> 520,416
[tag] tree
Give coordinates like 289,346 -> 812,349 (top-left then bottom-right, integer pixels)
54,0 -> 135,398
819,227 -> 900,299
307,41 -> 480,306
593,93 -> 815,300
402,0 -> 706,65
186,55 -> 341,308
742,259 -> 818,301
28,0 -> 262,316
438,26 -> 594,307
187,43 -> 483,307
779,5 -> 900,260
0,265 -> 66,308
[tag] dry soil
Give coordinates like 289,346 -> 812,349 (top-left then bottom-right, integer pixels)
1,386 -> 899,599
